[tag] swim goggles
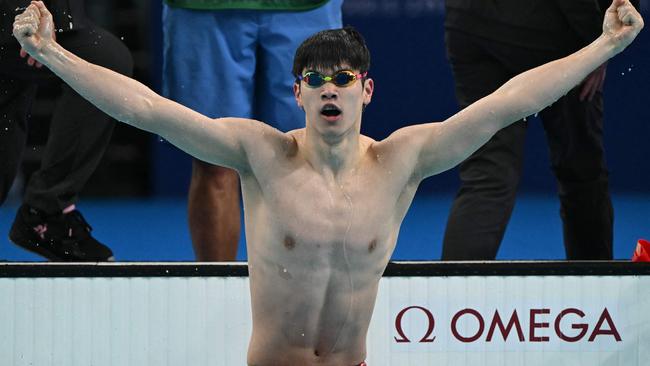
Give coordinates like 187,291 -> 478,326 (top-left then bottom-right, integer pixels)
297,70 -> 368,88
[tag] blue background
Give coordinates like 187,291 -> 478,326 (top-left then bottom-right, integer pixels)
1,0 -> 649,262
149,0 -> 650,196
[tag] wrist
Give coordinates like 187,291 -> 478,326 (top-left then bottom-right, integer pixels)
38,39 -> 55,58
596,33 -> 623,57
39,41 -> 68,69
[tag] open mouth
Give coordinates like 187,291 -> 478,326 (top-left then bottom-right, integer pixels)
320,104 -> 342,118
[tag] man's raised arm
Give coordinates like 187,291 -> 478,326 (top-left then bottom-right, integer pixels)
387,0 -> 643,180
12,1 -> 259,171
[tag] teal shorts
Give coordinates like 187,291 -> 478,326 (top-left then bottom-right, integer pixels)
161,1 -> 343,131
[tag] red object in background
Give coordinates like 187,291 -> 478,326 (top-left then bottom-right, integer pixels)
631,239 -> 650,262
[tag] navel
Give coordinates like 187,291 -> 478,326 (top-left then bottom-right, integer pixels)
284,235 -> 296,250
368,239 -> 378,253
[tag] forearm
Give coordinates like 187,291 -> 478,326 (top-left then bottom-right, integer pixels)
415,35 -> 618,178
493,35 -> 617,127
37,41 -> 159,132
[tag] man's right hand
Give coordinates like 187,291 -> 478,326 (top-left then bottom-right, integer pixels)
13,1 -> 56,67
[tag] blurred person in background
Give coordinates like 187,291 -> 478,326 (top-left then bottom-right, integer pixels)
162,0 -> 343,261
0,0 -> 132,261
441,0 -> 639,260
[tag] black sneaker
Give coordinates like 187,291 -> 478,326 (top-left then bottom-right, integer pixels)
9,204 -> 115,261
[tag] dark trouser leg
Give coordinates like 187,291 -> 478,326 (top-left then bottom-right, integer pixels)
22,25 -> 133,213
442,123 -> 527,259
0,79 -> 36,206
441,30 -> 527,260
540,89 -> 613,259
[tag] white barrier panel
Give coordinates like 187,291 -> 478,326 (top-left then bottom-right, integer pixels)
0,277 -> 252,366
0,263 -> 648,366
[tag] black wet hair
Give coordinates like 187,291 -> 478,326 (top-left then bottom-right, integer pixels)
292,26 -> 371,80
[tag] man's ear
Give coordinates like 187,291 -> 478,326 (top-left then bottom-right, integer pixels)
362,78 -> 374,107
293,82 -> 303,109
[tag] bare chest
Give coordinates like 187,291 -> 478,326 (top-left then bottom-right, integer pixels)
278,179 -> 390,246
244,167 -> 407,263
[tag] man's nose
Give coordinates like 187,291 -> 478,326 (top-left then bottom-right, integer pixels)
320,85 -> 338,100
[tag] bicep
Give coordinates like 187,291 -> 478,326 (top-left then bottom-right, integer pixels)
398,94 -> 513,178
148,96 -> 257,171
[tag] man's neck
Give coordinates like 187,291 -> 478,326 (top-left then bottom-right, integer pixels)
302,125 -> 363,178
